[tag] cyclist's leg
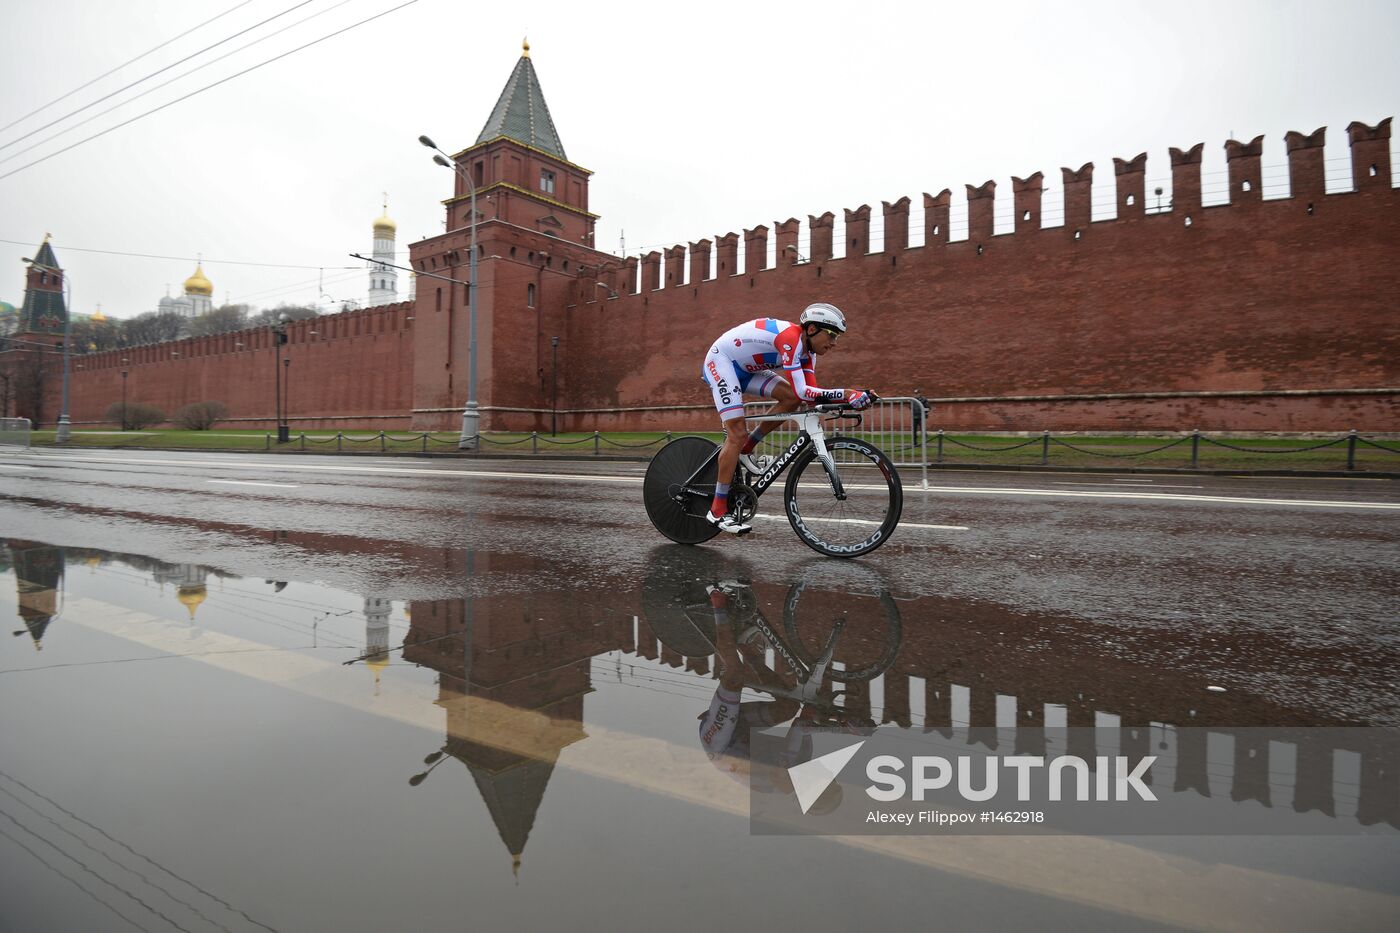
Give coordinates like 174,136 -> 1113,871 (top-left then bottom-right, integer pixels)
743,375 -> 801,454
702,351 -> 752,529
711,416 -> 748,518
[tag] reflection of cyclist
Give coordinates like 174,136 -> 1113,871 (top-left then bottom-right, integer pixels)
696,583 -> 844,812
699,303 -> 874,535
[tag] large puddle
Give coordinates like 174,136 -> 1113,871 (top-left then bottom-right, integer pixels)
2,535 -> 1397,932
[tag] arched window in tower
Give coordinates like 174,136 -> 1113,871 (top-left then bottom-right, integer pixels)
527,284 -> 536,308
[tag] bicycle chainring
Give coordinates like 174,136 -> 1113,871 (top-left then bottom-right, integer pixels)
729,483 -> 758,524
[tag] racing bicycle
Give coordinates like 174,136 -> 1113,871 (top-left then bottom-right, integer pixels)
643,402 -> 903,558
641,552 -> 903,714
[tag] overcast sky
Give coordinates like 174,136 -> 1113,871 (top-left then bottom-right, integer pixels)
1,0 -> 1396,320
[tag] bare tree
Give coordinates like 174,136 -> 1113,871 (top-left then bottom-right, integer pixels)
249,304 -> 319,327
121,310 -> 189,346
190,304 -> 250,337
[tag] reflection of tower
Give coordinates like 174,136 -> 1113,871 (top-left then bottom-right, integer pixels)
364,597 -> 392,693
153,564 -> 209,620
6,540 -> 64,650
401,550 -> 630,875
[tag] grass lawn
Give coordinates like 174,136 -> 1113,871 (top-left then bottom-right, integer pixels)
24,428 -> 1400,472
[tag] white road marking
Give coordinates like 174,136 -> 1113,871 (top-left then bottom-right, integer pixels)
754,514 -> 969,531
1055,481 -> 1204,488
208,480 -> 301,489
8,452 -> 1399,511
0,463 -> 37,470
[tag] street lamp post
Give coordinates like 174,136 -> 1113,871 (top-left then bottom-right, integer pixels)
21,256 -> 72,442
550,336 -> 559,437
283,358 -> 291,439
273,315 -> 289,443
418,135 -> 478,450
120,362 -> 129,430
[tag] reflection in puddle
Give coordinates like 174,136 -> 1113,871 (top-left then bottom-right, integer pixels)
1,535 -> 1397,930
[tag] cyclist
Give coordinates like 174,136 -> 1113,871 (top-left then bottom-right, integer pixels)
696,581 -> 844,812
699,302 -> 874,534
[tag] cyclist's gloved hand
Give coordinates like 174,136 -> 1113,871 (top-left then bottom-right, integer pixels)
846,389 -> 875,410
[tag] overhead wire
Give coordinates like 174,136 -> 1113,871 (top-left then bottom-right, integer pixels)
0,825 -> 148,932
0,0 -> 320,154
0,0 -> 361,169
0,237 -> 361,270
0,0 -> 423,183
0,769 -> 282,932
0,0 -> 254,135
0,784 -> 241,933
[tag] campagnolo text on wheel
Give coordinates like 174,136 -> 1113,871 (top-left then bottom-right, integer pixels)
643,303 -> 903,558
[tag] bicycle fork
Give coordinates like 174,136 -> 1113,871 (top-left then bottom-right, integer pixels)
797,617 -> 846,705
808,433 -> 847,501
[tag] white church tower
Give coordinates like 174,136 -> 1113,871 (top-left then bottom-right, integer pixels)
367,196 -> 398,306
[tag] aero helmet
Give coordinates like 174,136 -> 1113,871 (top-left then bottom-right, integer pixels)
799,302 -> 847,333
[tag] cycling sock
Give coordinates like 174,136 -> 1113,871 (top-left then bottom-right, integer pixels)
711,482 -> 730,517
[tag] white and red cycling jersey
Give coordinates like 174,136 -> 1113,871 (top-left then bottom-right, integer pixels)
702,318 -> 846,420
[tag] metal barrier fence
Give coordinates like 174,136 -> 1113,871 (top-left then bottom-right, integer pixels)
0,417 -> 32,450
745,397 -> 930,489
931,428 -> 1400,471
264,430 -> 675,455
251,423 -> 1397,476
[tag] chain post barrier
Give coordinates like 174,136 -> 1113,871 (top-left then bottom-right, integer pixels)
935,429 -> 945,463
1041,431 -> 1050,465
379,431 -> 386,452
594,431 -> 601,455
1191,429 -> 1200,468
532,432 -> 539,455
1347,429 -> 1357,471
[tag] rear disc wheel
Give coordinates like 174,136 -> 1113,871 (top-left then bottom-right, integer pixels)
644,436 -> 722,544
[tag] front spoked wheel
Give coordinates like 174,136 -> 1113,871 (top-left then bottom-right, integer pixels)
783,438 -> 902,558
782,563 -> 902,682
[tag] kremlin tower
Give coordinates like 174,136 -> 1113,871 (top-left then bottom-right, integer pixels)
368,198 -> 398,306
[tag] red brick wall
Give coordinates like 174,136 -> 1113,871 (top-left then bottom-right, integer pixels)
533,122 -> 1398,434
33,120 -> 1399,437
55,301 -> 415,430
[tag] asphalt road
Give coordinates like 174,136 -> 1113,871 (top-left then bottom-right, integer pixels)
1,447 -> 1397,932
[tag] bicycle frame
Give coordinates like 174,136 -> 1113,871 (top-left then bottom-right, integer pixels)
745,607 -> 844,706
692,590 -> 845,708
674,407 -> 855,504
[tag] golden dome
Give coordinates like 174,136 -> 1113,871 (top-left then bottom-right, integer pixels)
91,306 -> 107,323
183,263 -> 213,297
177,584 -> 208,620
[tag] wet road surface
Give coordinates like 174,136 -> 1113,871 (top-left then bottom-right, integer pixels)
1,447 -> 1397,931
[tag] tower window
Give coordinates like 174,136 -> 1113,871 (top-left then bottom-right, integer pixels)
540,169 -> 556,195
527,283 -> 536,308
